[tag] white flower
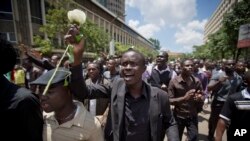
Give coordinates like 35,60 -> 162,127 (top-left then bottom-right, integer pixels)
67,9 -> 86,26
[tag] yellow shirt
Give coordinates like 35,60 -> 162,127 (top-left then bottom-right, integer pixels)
14,69 -> 25,85
43,101 -> 104,141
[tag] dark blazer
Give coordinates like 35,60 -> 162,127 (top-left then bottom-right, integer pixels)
70,65 -> 179,141
0,75 -> 43,141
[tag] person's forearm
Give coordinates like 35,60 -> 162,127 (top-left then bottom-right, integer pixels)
215,130 -> 223,141
27,53 -> 54,70
207,81 -> 221,91
69,64 -> 88,101
169,97 -> 185,105
215,119 -> 226,141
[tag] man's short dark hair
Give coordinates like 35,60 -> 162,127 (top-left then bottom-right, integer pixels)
0,38 -> 17,74
158,51 -> 169,58
87,62 -> 103,74
180,58 -> 193,67
122,49 -> 146,66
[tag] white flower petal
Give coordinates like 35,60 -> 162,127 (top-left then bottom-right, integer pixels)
67,9 -> 86,25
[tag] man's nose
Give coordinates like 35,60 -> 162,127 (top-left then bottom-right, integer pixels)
124,64 -> 132,69
40,95 -> 48,101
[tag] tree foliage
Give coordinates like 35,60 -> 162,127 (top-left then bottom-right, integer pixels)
34,0 -> 109,55
33,35 -> 53,56
115,43 -> 158,58
149,38 -> 161,50
81,20 -> 109,53
190,0 -> 250,60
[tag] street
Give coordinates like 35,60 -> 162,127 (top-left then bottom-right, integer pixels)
164,103 -> 227,141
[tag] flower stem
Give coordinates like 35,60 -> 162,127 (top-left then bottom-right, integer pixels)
42,45 -> 72,95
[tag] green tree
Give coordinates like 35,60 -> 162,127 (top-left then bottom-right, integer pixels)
33,36 -> 53,56
115,43 -> 158,58
192,44 -> 210,59
190,0 -> 250,61
34,0 -> 109,55
149,38 -> 161,50
222,0 -> 250,60
82,20 -> 109,53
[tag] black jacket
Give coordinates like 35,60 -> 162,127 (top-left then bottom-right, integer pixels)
70,65 -> 179,141
0,76 -> 43,141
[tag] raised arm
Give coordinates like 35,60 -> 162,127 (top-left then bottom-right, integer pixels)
65,24 -> 111,101
26,51 -> 55,70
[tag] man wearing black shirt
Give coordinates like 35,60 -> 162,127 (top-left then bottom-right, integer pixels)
71,49 -> 179,141
215,71 -> 250,141
66,26 -> 179,141
124,85 -> 151,141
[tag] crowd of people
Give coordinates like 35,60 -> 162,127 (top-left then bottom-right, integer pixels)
1,25 -> 250,141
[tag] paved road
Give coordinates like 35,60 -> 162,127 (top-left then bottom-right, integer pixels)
164,103 -> 227,141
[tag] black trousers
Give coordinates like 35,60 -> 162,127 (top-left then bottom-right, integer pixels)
175,116 -> 198,141
208,100 -> 224,139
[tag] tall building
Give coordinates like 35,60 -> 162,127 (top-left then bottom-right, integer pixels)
204,0 -> 240,42
0,0 -> 153,53
95,0 -> 125,21
95,0 -> 107,7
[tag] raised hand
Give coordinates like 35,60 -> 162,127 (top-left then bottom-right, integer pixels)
64,24 -> 85,66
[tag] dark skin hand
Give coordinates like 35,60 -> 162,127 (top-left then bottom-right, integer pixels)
64,24 -> 85,66
170,89 -> 203,104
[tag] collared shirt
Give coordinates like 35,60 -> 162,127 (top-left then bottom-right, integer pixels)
153,65 -> 177,79
43,101 -> 104,141
85,77 -> 110,115
124,84 -> 151,141
209,71 -> 242,102
168,75 -> 203,118
149,65 -> 177,89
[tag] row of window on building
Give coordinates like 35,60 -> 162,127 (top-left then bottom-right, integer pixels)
0,0 -> 152,48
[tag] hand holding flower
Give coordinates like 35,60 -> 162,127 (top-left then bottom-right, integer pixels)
42,9 -> 86,95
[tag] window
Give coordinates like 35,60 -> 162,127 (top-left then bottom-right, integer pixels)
87,12 -> 93,22
94,15 -> 99,25
0,32 -> 7,40
29,0 -> 42,24
9,32 -> 16,42
0,32 -> 16,42
114,32 -> 116,40
0,0 -> 13,20
44,1 -> 52,14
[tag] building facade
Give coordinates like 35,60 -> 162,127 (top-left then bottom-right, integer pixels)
106,0 -> 125,21
203,0 -> 240,42
0,0 -> 153,52
95,0 -> 125,21
95,0 -> 107,7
